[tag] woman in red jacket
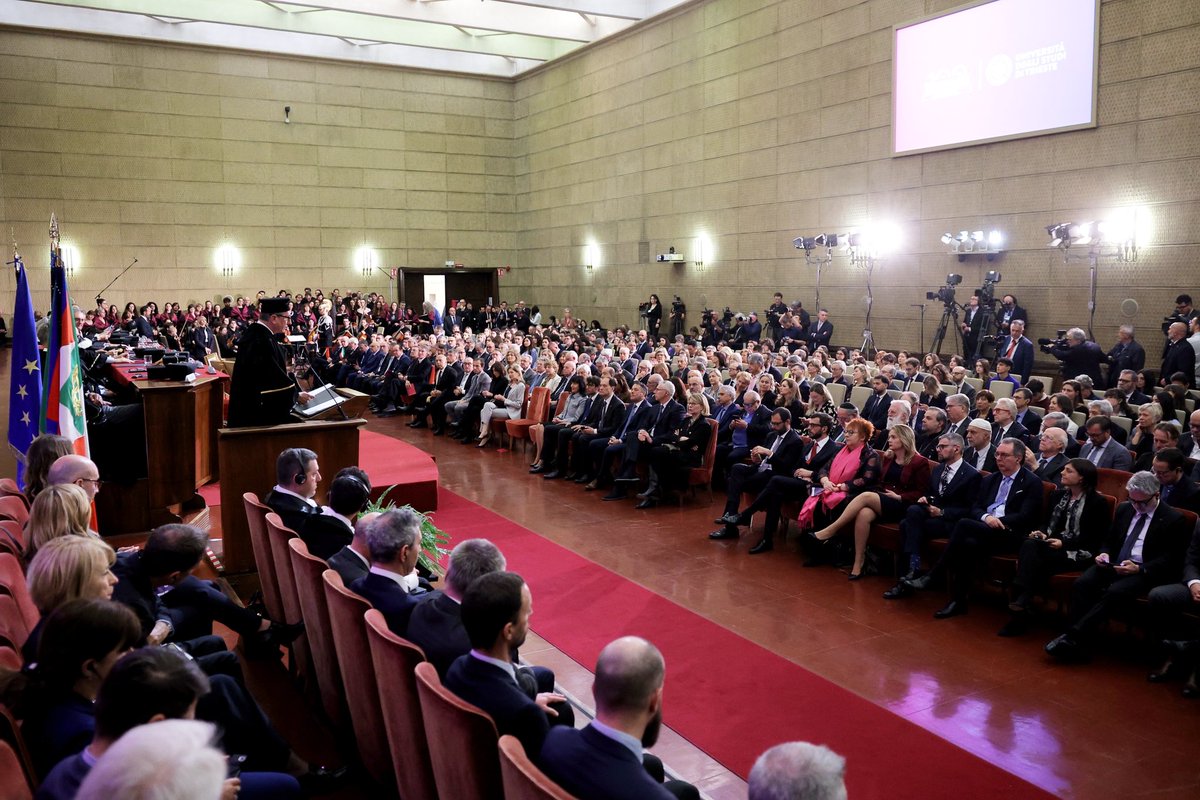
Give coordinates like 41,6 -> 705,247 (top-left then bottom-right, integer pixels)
809,423 -> 931,579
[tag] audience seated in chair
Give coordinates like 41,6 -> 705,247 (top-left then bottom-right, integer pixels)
263,448 -> 321,533
350,508 -> 437,638
748,741 -> 847,800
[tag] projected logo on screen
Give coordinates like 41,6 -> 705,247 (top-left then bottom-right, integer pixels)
894,0 -> 1098,155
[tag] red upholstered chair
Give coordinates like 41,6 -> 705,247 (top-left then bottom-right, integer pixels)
0,555 -> 38,635
0,741 -> 32,800
364,609 -> 438,800
490,386 -> 532,450
287,538 -> 345,730
242,493 -> 284,623
0,496 -> 29,527
1096,468 -> 1132,505
499,734 -> 578,800
263,513 -> 309,678
507,386 -> 551,455
0,480 -> 27,508
0,646 -> 20,671
0,522 -> 23,560
321,570 -> 394,788
682,418 -> 720,504
0,595 -> 30,651
414,661 -> 503,799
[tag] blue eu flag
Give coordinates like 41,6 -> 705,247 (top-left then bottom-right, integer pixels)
8,256 -> 43,487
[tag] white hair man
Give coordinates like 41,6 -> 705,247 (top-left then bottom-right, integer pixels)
748,741 -> 847,800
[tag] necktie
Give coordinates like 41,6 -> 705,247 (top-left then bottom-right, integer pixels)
580,397 -> 594,421
993,426 -> 1004,445
988,475 -> 1013,516
1117,512 -> 1149,563
939,465 -> 952,495
1005,339 -> 1017,358
1088,442 -> 1103,464
651,404 -> 667,434
618,402 -> 639,438
1037,457 -> 1048,471
966,450 -> 977,468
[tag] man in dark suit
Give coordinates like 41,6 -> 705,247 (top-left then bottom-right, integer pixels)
228,298 -> 311,427
963,419 -> 998,473
904,437 -> 1043,617
428,355 -> 475,434
1160,322 -> 1196,388
948,367 -> 977,403
1105,324 -> 1146,388
990,398 -> 1029,446
1146,518 -> 1200,695
349,508 -> 435,637
443,572 -> 568,757
996,319 -> 1035,383
1079,417 -> 1134,471
1047,327 -> 1106,386
408,353 -> 460,429
944,393 -> 973,440
1032,427 -> 1071,487
718,413 -> 841,554
806,308 -> 833,351
604,381 -> 681,499
709,408 -> 806,553
561,375 -> 624,483
1154,448 -> 1200,514
1012,388 -> 1042,436
588,381 -> 656,491
264,447 -> 320,533
540,637 -> 699,800
712,390 -> 771,485
132,305 -> 155,340
300,472 -> 369,560
860,375 -> 892,433
1046,471 -> 1190,661
328,512 -> 379,586
996,294 -> 1029,335
892,357 -> 929,393
960,295 -> 984,357
885,432 -> 982,597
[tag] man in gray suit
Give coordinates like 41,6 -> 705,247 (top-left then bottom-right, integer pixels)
445,357 -> 491,431
1079,417 -> 1133,471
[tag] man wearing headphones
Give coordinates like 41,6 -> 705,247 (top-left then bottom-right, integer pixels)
264,448 -> 321,532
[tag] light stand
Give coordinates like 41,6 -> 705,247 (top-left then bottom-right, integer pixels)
804,246 -> 833,309
851,249 -> 878,357
911,303 -> 927,353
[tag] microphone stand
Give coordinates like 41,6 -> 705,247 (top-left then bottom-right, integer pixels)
95,258 -> 138,305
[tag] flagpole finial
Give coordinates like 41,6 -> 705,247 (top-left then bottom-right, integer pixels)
10,228 -> 18,264
49,214 -> 60,248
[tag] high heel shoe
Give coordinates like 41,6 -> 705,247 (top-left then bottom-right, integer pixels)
476,435 -> 491,448
847,571 -> 864,581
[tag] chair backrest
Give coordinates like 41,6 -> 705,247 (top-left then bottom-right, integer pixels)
848,385 -> 871,412
499,734 -> 578,800
1109,414 -> 1132,433
1096,468 -> 1132,504
0,480 -> 27,509
0,497 -> 29,527
287,538 -> 345,729
364,610 -> 437,800
553,391 -> 569,418
414,661 -> 503,800
321,570 -> 393,787
0,741 -> 32,800
242,493 -> 284,622
990,381 -> 1013,399
263,513 -> 303,627
0,555 -> 39,634
527,386 -> 551,423
0,595 -> 30,651
0,522 -> 23,560
824,382 -> 847,407
963,376 -> 983,391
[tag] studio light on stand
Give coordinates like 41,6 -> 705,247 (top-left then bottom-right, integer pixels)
1046,207 -> 1150,339
850,223 -> 901,354
792,232 -> 844,309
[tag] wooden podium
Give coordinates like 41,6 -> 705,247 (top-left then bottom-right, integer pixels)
95,367 -> 227,536
217,418 -> 366,574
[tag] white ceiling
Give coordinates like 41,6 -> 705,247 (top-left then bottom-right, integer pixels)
2,0 -> 697,78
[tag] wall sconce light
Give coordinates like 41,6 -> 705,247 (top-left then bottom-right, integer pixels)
214,243 -> 241,278
585,242 -> 599,271
695,233 -> 712,269
354,245 -> 379,278
284,105 -> 291,124
60,243 -> 80,277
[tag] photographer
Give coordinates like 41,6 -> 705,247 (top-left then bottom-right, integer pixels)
766,292 -> 789,340
1160,321 -> 1196,388
996,294 -> 1028,334
1042,328 -> 1104,384
1161,293 -> 1200,335
669,295 -> 687,338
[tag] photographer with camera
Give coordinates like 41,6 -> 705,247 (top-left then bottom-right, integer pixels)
1040,327 -> 1104,385
996,294 -> 1028,334
766,292 -> 789,341
1161,293 -> 1200,335
669,295 -> 687,339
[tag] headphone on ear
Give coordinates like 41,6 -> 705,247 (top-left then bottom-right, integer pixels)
295,472 -> 306,485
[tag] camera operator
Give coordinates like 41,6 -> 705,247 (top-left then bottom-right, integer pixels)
699,308 -> 723,348
669,295 -> 687,339
996,294 -> 1028,334
766,293 -> 789,340
1161,293 -> 1200,335
995,320 -> 1034,384
1041,327 -> 1104,385
1105,324 -> 1146,388
791,300 -> 811,332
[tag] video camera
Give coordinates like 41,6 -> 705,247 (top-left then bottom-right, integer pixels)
1162,312 -> 1190,335
926,273 -> 962,305
1037,330 -> 1069,353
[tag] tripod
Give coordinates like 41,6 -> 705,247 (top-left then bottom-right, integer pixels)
973,297 -> 997,361
931,301 -> 962,356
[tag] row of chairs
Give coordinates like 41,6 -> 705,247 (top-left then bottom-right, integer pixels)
0,551 -> 50,799
243,494 -> 579,799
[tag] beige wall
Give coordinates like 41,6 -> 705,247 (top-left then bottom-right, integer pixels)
1,0 -> 1198,355
510,0 -> 1200,349
0,29 -> 516,310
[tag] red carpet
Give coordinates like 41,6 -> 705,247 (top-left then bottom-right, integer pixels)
199,430 -> 438,511
432,487 -> 1055,799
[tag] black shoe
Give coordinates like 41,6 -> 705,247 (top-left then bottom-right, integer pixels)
261,620 -> 306,647
431,427 -> 444,436
529,465 -> 545,474
375,409 -> 399,417
933,600 -> 968,619
714,512 -> 740,525
1045,633 -> 1087,662
998,614 -> 1030,637
635,498 -> 657,509
1148,659 -> 1176,683
708,527 -> 739,540
905,573 -> 933,591
543,471 -> 562,480
574,474 -> 592,484
563,472 -> 577,481
602,490 -> 627,501
748,538 -> 773,555
298,765 -> 350,795
882,582 -> 913,600
847,571 -> 864,581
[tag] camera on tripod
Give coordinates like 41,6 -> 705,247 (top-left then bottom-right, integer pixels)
1162,312 -> 1190,334
926,273 -> 962,305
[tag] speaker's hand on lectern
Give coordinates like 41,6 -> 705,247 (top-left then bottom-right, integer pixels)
298,391 -> 314,405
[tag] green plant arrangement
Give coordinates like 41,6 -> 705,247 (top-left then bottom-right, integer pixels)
364,485 -> 452,574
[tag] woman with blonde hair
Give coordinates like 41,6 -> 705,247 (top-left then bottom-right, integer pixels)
25,483 -> 94,563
